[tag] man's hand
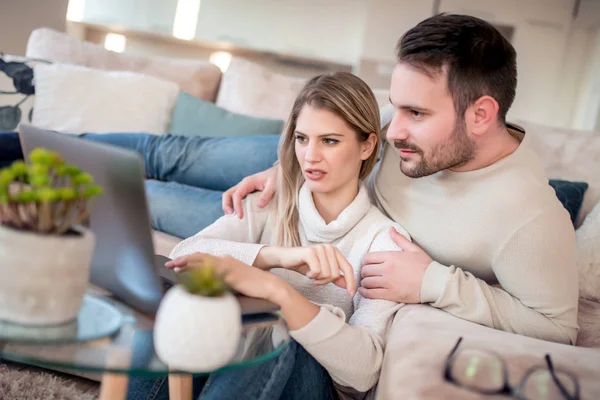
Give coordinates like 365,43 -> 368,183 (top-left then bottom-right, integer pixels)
222,165 -> 279,218
359,227 -> 433,303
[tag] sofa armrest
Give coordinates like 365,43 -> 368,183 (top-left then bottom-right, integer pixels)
377,304 -> 600,399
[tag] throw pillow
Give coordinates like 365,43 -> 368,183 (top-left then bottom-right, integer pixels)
0,53 -> 51,131
548,179 -> 589,225
576,200 -> 600,302
32,64 -> 180,134
169,92 -> 284,138
26,28 -> 222,102
216,57 -> 308,121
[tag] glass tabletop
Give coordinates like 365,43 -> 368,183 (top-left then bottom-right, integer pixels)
0,290 -> 290,377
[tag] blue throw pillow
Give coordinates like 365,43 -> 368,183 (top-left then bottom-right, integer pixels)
168,92 -> 284,138
549,179 -> 589,225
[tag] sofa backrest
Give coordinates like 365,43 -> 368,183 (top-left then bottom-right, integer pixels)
26,28 -> 222,102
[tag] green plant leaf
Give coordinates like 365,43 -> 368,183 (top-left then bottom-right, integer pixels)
10,161 -> 28,177
29,148 -> 54,166
0,169 -> 15,186
82,185 -> 103,199
29,174 -> 50,187
56,164 -> 81,177
35,187 -> 59,203
57,187 -> 78,201
72,172 -> 93,185
28,163 -> 49,176
178,263 -> 229,297
13,190 -> 37,203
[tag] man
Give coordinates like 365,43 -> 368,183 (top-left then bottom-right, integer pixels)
0,14 -> 578,344
223,14 -> 579,345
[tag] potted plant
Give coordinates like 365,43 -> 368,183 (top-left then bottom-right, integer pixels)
154,261 -> 242,372
0,148 -> 103,325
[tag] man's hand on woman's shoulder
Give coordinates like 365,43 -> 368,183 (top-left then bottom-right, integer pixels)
359,227 -> 433,303
222,165 -> 279,218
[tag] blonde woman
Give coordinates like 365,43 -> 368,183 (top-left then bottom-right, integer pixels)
128,72 -> 411,400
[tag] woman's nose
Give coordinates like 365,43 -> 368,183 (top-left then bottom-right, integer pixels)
305,142 -> 322,162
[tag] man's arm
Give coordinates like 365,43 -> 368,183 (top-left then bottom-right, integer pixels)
421,210 -> 579,344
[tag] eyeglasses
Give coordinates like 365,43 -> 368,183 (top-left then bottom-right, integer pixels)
444,337 -> 580,400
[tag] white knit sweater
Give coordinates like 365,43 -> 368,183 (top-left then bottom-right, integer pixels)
170,183 -> 409,393
369,111 -> 579,344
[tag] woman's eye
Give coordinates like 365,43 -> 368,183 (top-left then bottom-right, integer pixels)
295,135 -> 307,143
323,138 -> 339,145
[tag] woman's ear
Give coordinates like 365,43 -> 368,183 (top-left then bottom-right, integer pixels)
360,133 -> 378,160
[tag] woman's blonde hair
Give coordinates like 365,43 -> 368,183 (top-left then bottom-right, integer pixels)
273,72 -> 381,247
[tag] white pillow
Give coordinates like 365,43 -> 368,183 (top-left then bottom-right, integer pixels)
32,64 -> 180,134
577,200 -> 600,302
216,57 -> 307,121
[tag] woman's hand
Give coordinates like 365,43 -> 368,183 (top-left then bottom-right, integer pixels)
258,245 -> 356,296
222,165 -> 279,218
166,253 -> 285,302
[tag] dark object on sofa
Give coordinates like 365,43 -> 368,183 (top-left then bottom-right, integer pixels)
548,179 -> 589,225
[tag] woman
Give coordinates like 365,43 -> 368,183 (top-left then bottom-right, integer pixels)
130,72 -> 410,400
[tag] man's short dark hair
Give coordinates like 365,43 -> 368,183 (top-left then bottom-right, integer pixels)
397,13 -> 517,124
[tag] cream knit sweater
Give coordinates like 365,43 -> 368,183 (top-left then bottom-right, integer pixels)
170,183 -> 409,392
369,113 -> 579,345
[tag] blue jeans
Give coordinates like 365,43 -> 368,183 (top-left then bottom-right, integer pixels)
0,131 -> 279,237
126,341 -> 338,400
80,133 -> 279,238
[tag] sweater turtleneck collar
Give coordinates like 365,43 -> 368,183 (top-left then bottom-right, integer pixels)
298,182 -> 371,243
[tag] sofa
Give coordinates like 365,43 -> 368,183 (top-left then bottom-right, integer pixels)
2,27 -> 600,399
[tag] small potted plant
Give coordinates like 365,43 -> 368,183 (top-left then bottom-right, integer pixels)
0,148 -> 103,325
154,261 -> 242,372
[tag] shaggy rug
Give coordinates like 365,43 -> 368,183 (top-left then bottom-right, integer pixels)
0,361 -> 99,400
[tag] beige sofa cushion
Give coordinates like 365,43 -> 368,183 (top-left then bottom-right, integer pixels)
152,230 -> 182,258
26,28 -> 222,102
216,57 -> 308,121
377,303 -> 600,400
518,120 -> 600,227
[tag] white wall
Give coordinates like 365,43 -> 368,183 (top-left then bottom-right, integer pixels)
195,0 -> 370,64
0,0 -> 68,56
573,28 -> 600,130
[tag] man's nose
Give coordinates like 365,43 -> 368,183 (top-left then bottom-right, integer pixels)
386,115 -> 410,142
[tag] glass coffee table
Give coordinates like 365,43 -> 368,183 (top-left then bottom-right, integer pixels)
0,288 -> 290,400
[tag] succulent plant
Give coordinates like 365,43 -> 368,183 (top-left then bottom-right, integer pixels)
0,147 -> 103,235
178,259 -> 229,297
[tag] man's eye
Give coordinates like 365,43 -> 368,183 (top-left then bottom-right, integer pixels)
323,138 -> 339,145
410,110 -> 423,118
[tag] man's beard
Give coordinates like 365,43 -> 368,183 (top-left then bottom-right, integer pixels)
395,119 -> 476,178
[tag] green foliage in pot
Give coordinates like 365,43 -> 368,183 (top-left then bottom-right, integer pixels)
0,147 -> 103,235
178,260 -> 230,297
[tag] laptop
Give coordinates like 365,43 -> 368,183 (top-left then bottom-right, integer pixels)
18,125 -> 279,318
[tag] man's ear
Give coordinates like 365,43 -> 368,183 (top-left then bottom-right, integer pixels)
361,132 -> 379,160
467,96 -> 499,136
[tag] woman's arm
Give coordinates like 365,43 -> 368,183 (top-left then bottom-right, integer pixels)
169,193 -> 270,266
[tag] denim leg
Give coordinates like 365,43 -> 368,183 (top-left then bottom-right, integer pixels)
81,133 -> 279,191
145,180 -> 225,238
126,376 -> 169,400
126,375 -> 208,400
199,340 -> 336,400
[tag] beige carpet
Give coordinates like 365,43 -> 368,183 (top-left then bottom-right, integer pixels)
0,361 -> 99,400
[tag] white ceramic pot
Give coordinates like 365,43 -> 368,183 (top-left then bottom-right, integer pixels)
154,285 -> 242,372
0,224 -> 95,325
